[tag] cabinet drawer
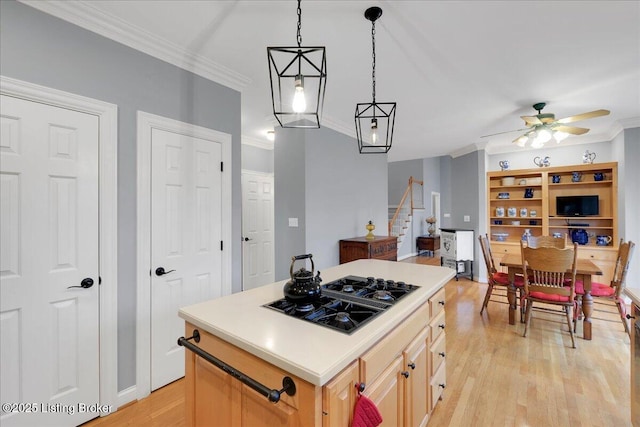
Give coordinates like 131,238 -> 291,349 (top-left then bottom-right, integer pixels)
430,333 -> 446,376
429,310 -> 446,343
430,361 -> 446,410
429,287 -> 446,318
360,303 -> 429,384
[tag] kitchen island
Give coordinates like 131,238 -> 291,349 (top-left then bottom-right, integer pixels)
179,259 -> 455,426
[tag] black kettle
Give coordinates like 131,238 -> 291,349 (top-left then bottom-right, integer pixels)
283,254 -> 322,304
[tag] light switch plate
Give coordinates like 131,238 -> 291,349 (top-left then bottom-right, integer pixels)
288,218 -> 298,227
464,215 -> 470,222
444,213 -> 451,218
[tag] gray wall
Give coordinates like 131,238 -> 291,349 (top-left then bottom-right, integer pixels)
274,129 -> 307,278
388,159 -> 423,206
622,128 -> 640,282
0,1 -> 242,392
242,144 -> 274,174
275,127 -> 388,279
448,151 -> 482,277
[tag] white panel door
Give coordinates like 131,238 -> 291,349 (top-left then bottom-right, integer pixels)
242,172 -> 274,290
0,95 -> 99,426
150,128 -> 222,390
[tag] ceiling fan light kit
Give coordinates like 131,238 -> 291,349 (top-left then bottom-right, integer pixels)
355,6 -> 397,154
267,0 -> 327,129
511,102 -> 610,149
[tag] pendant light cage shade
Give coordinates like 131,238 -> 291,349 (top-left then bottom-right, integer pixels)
267,46 -> 327,128
355,102 -> 396,154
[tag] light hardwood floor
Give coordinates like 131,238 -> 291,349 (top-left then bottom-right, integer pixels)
84,253 -> 631,426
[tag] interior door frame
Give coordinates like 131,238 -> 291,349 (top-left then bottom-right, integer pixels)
241,169 -> 275,291
0,76 -> 119,411
135,111 -> 232,399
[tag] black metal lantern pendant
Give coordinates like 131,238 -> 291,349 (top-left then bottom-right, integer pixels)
355,6 -> 396,154
267,0 -> 327,129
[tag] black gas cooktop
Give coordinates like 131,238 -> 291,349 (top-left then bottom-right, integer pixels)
263,275 -> 419,334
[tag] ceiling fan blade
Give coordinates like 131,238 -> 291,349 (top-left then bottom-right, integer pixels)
556,109 -> 610,124
553,125 -> 590,135
521,115 -> 542,126
480,128 -> 529,138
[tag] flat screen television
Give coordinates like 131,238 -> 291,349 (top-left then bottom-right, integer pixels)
556,195 -> 599,216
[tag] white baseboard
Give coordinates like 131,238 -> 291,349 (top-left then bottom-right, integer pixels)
116,385 -> 137,410
398,252 -> 419,261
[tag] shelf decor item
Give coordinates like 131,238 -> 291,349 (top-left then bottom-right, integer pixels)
496,207 -> 505,217
583,150 -> 596,164
499,160 -> 509,171
267,0 -> 327,129
507,207 -> 517,218
533,156 -> 551,167
524,188 -> 534,198
365,220 -> 375,240
425,216 -> 437,236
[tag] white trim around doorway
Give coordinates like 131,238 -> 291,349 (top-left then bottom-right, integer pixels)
135,111 -> 232,400
0,75 -> 119,413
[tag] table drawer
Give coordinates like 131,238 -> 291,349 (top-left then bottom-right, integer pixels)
430,332 -> 446,376
429,287 -> 446,318
430,361 -> 446,410
430,310 -> 446,343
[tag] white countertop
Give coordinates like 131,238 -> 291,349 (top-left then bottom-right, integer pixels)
179,259 -> 455,386
625,288 -> 640,307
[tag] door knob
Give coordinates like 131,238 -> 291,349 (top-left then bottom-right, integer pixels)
401,371 -> 410,379
408,362 -> 416,370
155,267 -> 176,276
67,278 -> 94,289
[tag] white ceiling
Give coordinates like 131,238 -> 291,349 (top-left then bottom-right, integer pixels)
25,0 -> 640,161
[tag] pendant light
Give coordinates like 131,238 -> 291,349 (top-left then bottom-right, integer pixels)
267,0 -> 327,129
355,6 -> 396,154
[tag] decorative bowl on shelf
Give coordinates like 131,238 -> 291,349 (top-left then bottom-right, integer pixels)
497,192 -> 510,199
502,177 -> 515,186
492,233 -> 509,242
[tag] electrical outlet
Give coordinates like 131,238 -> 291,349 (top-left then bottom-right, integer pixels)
464,215 -> 470,222
444,213 -> 451,218
288,218 -> 298,227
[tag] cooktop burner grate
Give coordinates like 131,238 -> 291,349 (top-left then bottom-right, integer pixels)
263,275 -> 419,334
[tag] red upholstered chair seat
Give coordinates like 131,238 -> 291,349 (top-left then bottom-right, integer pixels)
492,272 -> 524,287
529,290 -> 571,302
574,280 -> 615,297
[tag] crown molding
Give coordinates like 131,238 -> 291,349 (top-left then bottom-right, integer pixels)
450,143 -> 485,159
619,116 -> 640,129
242,135 -> 273,150
21,0 -> 251,92
321,114 -> 356,140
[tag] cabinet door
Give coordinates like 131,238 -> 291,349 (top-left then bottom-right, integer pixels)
403,329 -> 430,427
441,232 -> 456,258
364,355 -> 404,427
193,355 -> 239,426
323,361 -> 359,427
241,384 -> 300,427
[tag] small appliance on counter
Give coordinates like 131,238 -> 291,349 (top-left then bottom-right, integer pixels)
264,254 -> 419,334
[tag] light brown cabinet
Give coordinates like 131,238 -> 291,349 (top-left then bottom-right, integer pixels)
184,288 -> 447,427
487,162 -> 618,283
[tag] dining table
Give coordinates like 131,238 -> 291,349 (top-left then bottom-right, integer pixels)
500,252 -> 603,340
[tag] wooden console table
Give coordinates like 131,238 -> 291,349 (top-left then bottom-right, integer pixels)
339,236 -> 397,264
416,235 -> 440,257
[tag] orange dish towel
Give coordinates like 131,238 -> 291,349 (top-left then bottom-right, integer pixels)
351,394 -> 383,427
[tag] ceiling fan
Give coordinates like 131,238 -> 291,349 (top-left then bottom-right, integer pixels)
482,102 -> 610,148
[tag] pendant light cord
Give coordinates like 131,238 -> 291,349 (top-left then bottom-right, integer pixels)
371,19 -> 376,103
296,0 -> 302,47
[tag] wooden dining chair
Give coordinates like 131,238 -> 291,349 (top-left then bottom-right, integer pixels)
526,235 -> 566,249
478,234 -> 524,316
520,241 -> 578,348
574,239 -> 635,335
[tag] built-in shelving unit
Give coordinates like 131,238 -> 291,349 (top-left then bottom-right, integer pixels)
487,162 -> 618,247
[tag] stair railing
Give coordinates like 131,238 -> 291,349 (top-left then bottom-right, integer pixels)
388,177 -> 424,236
